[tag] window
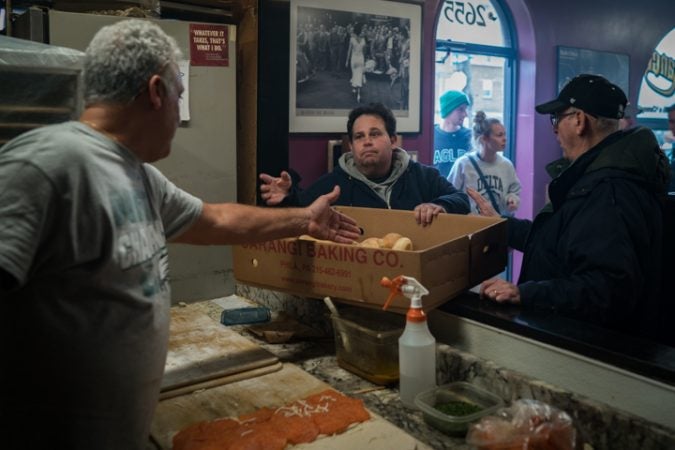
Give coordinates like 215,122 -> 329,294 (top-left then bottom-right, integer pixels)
433,0 -> 517,178
482,78 -> 494,99
434,0 -> 517,280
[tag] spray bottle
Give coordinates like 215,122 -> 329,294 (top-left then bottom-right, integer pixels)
381,275 -> 436,408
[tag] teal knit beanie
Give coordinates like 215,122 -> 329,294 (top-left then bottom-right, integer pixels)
440,90 -> 469,118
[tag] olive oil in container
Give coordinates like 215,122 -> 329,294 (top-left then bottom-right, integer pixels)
331,308 -> 404,385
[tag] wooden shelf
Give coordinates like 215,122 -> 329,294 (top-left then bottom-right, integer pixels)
0,105 -> 73,114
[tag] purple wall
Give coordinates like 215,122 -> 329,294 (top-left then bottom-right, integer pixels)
520,0 -> 674,213
289,0 -> 674,217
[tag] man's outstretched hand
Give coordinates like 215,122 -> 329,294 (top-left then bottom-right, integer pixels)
259,170 -> 293,205
306,186 -> 361,243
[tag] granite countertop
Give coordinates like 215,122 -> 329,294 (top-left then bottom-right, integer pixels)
192,293 -> 675,450
196,296 -> 470,450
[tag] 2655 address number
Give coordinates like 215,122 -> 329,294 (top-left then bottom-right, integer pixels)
443,1 -> 488,27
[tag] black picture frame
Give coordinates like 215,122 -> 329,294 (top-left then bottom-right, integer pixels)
289,0 -> 422,133
556,45 -> 630,95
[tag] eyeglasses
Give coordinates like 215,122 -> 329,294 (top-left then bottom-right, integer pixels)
550,111 -> 577,127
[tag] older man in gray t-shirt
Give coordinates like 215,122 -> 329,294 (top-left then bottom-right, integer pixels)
0,20 -> 360,450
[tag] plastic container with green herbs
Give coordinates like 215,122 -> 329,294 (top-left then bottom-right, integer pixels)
414,382 -> 503,436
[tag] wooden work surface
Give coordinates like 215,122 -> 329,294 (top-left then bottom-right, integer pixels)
161,303 -> 280,398
151,363 -> 433,449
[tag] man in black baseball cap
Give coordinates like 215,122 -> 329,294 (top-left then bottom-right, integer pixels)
535,74 -> 631,162
468,73 -> 671,343
535,73 -> 627,119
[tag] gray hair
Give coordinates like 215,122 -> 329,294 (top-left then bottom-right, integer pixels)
592,115 -> 620,134
83,19 -> 182,106
566,108 -> 620,135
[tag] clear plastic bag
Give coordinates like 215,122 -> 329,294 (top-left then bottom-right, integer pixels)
466,399 -> 578,450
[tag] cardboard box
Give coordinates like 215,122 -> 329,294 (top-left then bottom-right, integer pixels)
233,207 -> 507,313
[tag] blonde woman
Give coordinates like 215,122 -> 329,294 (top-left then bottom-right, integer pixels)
346,24 -> 367,102
448,111 -> 521,215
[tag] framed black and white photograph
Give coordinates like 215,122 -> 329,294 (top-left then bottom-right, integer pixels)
290,0 -> 422,133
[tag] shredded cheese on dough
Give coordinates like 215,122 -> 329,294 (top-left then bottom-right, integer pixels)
232,417 -> 258,425
173,389 -> 371,450
275,398 -> 333,418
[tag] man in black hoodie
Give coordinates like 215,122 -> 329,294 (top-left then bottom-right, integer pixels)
260,103 -> 469,227
469,74 -> 670,340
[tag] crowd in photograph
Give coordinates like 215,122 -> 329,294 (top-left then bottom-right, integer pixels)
296,12 -> 410,105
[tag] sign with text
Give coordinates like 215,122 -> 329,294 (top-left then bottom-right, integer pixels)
638,28 -> 675,120
178,60 -> 190,122
189,23 -> 229,67
436,0 -> 506,47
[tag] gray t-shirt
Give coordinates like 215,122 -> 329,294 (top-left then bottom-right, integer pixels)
0,121 -> 202,449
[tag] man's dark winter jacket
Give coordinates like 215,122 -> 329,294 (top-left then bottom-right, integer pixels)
283,149 -> 470,214
508,127 -> 670,338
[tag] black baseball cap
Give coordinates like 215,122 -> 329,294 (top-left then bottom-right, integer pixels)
536,74 -> 627,119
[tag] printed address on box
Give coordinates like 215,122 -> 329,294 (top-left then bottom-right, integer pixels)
280,275 -> 353,294
280,261 -> 352,278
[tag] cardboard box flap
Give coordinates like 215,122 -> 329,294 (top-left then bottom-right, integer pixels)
466,219 -> 508,285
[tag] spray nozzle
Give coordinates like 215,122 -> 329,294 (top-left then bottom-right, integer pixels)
381,275 -> 429,311
381,275 -> 407,311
